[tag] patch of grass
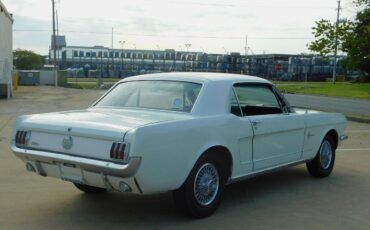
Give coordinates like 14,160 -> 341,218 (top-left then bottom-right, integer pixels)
67,78 -> 120,83
345,113 -> 370,120
277,82 -> 370,100
67,83 -> 98,90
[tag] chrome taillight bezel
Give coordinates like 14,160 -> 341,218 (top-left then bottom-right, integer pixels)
15,130 -> 31,146
110,142 -> 130,163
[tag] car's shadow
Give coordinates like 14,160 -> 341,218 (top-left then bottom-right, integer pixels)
47,166 -> 328,226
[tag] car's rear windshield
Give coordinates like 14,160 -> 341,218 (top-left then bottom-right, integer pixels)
95,80 -> 202,112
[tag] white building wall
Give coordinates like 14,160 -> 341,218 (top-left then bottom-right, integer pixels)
0,0 -> 14,98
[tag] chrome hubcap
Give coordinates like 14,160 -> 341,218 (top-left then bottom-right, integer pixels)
194,163 -> 219,206
320,140 -> 332,169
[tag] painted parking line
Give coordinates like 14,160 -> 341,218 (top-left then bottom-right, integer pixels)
337,148 -> 370,151
345,130 -> 370,133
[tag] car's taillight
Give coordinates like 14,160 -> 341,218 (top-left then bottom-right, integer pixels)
110,142 -> 129,162
15,130 -> 31,146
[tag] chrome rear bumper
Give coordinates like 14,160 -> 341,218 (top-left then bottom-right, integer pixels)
11,143 -> 141,178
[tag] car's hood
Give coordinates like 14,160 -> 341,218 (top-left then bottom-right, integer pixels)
16,108 -> 190,140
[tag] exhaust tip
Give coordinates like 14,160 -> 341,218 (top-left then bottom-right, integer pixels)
26,162 -> 36,172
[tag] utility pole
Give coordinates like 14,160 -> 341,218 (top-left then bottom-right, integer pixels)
51,0 -> 58,86
56,10 -> 60,70
245,35 -> 248,56
333,0 -> 341,84
111,27 -> 114,77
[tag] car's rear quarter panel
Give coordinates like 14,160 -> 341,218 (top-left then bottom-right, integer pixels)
128,115 -> 244,194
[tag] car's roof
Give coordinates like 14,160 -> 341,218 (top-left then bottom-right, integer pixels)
120,72 -> 271,84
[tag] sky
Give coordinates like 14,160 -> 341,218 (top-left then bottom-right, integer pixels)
3,0 -> 358,55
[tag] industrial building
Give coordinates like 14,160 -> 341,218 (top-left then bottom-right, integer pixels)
0,0 -> 13,98
49,36 -> 349,81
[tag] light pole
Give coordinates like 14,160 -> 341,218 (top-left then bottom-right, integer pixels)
132,44 -> 136,73
200,47 -> 206,72
185,43 -> 191,52
222,47 -> 228,73
222,47 -> 228,55
178,45 -> 183,71
119,40 -> 125,76
157,45 -> 164,71
185,44 -> 191,71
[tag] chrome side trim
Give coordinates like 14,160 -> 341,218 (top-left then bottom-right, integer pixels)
228,159 -> 310,184
340,134 -> 348,141
11,143 -> 141,177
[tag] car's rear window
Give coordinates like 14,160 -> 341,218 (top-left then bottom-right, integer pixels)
95,80 -> 202,112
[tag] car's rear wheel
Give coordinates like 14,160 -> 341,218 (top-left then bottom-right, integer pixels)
73,183 -> 107,194
306,134 -> 336,178
173,154 -> 228,218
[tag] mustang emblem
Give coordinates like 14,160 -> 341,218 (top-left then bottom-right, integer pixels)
62,136 -> 73,150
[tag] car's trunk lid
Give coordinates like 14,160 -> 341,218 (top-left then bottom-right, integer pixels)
16,108 -> 188,161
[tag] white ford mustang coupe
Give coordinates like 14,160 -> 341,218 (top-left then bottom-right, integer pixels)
11,72 -> 347,217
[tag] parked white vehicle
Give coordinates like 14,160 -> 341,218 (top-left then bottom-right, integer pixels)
11,73 -> 347,217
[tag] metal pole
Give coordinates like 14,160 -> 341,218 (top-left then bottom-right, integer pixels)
185,44 -> 191,72
333,0 -> 341,84
52,0 -> 58,86
110,28 -> 114,77
56,10 -> 60,69
132,44 -> 136,73
245,35 -> 248,56
156,45 -> 161,71
119,41 -> 125,76
99,51 -> 102,81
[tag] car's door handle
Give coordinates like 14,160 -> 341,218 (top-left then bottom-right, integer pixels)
251,120 -> 262,126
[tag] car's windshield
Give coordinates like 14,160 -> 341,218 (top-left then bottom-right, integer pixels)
95,80 -> 202,112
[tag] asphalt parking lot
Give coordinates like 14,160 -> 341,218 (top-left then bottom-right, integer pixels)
1,86 -> 370,229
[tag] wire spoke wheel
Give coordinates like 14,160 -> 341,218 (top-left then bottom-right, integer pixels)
306,134 -> 336,178
173,154 -> 228,218
319,140 -> 333,169
193,163 -> 219,206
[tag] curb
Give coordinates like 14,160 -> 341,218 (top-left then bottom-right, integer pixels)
293,106 -> 370,123
346,116 -> 370,124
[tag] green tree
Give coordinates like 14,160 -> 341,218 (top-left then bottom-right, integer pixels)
342,7 -> 370,76
309,0 -> 370,79
308,19 -> 352,56
13,49 -> 43,70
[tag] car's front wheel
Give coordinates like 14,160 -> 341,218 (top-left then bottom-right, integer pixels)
306,134 -> 336,178
173,154 -> 227,218
73,183 -> 107,194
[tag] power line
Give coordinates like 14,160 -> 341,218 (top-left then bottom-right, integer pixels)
13,29 -> 313,40
138,0 -> 334,9
12,18 -> 313,31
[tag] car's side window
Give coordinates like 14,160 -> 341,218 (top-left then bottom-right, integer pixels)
230,89 -> 243,116
232,83 -> 283,116
272,86 -> 293,113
